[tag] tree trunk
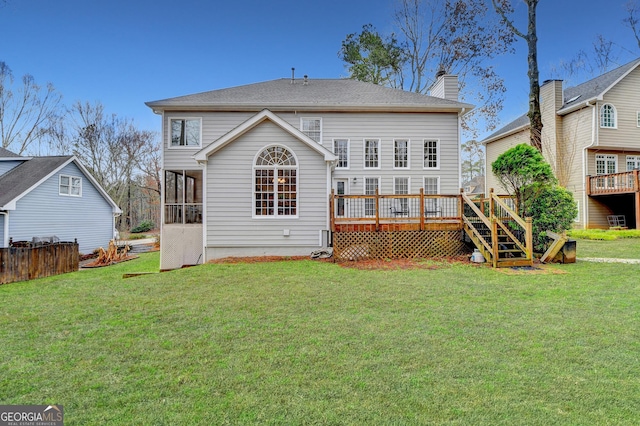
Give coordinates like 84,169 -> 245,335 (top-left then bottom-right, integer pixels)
526,0 -> 543,152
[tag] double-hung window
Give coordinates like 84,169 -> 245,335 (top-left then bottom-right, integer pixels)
424,176 -> 440,216
59,175 -> 82,197
364,139 -> 380,168
301,118 -> 322,143
364,177 -> 379,216
254,146 -> 298,217
170,118 -> 201,147
394,139 -> 409,168
423,139 -> 439,169
333,139 -> 349,169
393,177 -> 410,215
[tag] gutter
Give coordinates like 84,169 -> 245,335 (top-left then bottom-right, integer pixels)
582,101 -> 597,228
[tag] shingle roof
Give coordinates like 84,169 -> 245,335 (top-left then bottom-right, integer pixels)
146,78 -> 473,112
0,147 -> 22,158
560,58 -> 640,112
482,113 -> 529,143
0,156 -> 72,208
482,58 -> 640,144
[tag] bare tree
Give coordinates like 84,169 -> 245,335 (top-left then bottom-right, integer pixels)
624,0 -> 640,50
0,62 -> 63,155
492,0 -> 543,152
50,101 -> 159,230
393,0 -> 515,137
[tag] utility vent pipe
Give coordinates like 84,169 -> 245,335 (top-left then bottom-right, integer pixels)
291,67 -> 295,84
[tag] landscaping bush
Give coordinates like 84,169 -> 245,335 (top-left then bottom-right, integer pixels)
130,220 -> 155,234
524,185 -> 577,252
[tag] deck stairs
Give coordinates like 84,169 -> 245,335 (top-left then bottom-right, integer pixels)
461,191 -> 533,268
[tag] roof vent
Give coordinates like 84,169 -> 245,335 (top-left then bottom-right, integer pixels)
291,67 -> 295,84
303,75 -> 308,85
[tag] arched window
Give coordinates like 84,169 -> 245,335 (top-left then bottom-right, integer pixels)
600,104 -> 616,128
254,146 -> 298,217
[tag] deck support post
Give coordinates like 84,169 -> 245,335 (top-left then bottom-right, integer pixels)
420,188 -> 425,231
375,189 -> 379,232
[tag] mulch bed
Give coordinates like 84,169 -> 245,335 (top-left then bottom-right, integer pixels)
209,255 -> 475,270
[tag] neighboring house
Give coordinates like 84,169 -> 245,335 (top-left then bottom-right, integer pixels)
146,75 -> 472,270
483,58 -> 640,229
0,147 -> 122,252
463,175 -> 485,194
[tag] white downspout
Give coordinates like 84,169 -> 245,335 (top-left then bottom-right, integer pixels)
0,211 -> 8,247
582,101 -> 597,228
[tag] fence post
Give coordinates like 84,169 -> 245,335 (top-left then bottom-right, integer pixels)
491,217 -> 499,268
489,188 -> 495,220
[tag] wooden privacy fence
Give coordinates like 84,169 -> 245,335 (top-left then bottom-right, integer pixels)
0,240 -> 79,285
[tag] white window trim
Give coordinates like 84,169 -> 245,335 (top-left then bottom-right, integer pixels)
252,144 -> 299,219
393,139 -> 411,169
626,155 -> 640,171
423,139 -> 440,170
59,174 -> 82,197
363,176 -> 381,217
423,176 -> 441,194
168,117 -> 202,149
363,138 -> 381,169
300,117 -> 322,144
599,104 -> 617,129
393,176 -> 411,194
333,138 -> 350,169
595,154 -> 617,174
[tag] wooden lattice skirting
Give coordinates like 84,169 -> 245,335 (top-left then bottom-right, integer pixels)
333,230 -> 469,261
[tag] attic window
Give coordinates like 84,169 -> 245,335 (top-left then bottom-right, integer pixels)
60,175 -> 82,197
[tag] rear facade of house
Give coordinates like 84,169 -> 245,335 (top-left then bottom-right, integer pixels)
147,76 -> 472,270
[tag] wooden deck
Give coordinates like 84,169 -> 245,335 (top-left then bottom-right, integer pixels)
330,190 -> 463,232
330,190 -> 533,267
587,170 -> 640,196
587,171 -> 640,229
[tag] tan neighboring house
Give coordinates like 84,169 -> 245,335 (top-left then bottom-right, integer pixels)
483,58 -> 640,229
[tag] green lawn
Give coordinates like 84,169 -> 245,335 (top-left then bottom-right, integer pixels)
2,252 -> 640,424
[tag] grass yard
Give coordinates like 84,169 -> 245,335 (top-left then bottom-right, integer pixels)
570,229 -> 640,259
1,252 -> 640,424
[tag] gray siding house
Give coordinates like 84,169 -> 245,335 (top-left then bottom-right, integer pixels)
0,147 -> 122,253
146,76 -> 472,270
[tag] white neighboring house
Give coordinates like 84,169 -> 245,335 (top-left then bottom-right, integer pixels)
146,75 -> 472,270
0,147 -> 122,253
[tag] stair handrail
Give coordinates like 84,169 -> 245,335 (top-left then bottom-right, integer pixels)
491,193 -> 527,230
461,192 -> 493,255
491,192 -> 533,261
461,192 -> 491,229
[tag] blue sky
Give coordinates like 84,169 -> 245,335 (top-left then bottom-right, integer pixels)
1,0 -> 638,140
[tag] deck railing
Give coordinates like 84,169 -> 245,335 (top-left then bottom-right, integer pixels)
330,189 -> 462,231
587,170 -> 640,195
164,203 -> 203,224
